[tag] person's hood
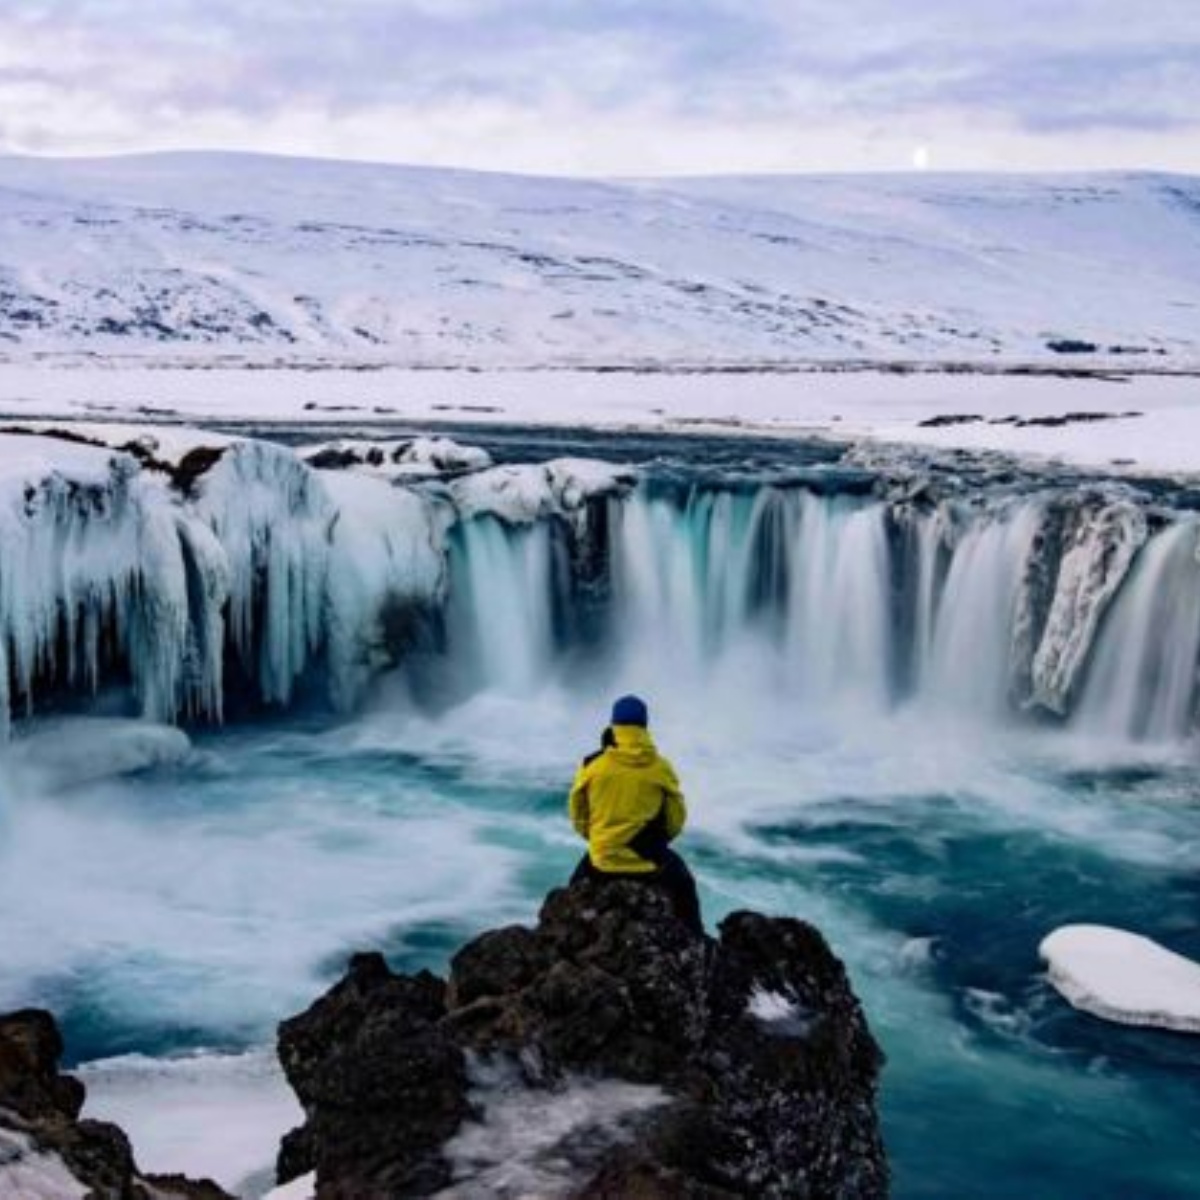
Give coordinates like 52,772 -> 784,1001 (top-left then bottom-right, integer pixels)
610,724 -> 658,766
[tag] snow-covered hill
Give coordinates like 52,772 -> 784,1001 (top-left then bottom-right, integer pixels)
1,152 -> 1198,368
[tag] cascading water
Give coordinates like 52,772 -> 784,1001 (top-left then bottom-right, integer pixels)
443,481 -> 1200,746
1075,520 -> 1200,741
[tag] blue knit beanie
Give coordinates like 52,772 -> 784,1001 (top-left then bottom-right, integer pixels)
611,694 -> 649,727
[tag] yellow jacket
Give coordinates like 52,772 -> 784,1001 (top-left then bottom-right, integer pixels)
569,725 -> 686,873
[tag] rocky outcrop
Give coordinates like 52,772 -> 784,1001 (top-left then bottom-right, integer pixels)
277,881 -> 888,1198
0,1008 -> 232,1199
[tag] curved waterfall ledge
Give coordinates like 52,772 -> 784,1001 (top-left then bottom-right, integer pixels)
1,424 -> 1199,745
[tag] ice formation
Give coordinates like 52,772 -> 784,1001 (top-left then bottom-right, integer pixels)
1040,925 -> 1200,1033
439,1059 -> 667,1197
1,425 -> 1199,745
0,431 -> 449,734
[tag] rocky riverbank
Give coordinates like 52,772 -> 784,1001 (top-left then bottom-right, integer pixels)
1,881 -> 887,1198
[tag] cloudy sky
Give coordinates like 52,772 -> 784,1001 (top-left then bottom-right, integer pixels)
1,1 -> 1196,174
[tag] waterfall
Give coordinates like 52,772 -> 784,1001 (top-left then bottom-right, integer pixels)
4,429 -> 1198,746
442,484 -> 1200,744
446,517 -> 558,695
1075,521 -> 1200,742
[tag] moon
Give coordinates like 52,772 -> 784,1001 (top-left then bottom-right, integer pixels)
912,145 -> 931,170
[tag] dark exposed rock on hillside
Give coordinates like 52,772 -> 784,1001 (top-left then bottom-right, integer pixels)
0,1008 -> 232,1199
277,881 -> 888,1198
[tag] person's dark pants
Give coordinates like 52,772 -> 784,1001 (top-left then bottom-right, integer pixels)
571,847 -> 704,936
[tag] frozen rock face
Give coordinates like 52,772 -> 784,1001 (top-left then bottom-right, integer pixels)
275,882 -> 887,1198
3,423 -> 1198,744
0,433 -> 224,736
0,430 -> 638,737
0,1008 -> 231,1199
0,430 -> 450,734
1024,495 -> 1148,713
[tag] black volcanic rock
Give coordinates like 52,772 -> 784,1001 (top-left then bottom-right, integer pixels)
277,881 -> 888,1198
0,1008 -> 232,1200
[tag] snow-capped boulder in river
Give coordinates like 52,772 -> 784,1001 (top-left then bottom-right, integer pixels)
1040,925 -> 1200,1034
274,881 -> 887,1197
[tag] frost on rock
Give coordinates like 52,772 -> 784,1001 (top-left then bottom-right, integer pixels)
1040,924 -> 1200,1034
1026,495 -> 1148,713
438,1058 -> 667,1198
746,987 -> 814,1038
3,717 -> 191,793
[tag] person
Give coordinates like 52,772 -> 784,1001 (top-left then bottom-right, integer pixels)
568,694 -> 703,935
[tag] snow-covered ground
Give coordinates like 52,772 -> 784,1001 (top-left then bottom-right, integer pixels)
1,363 -> 1198,473
78,1050 -> 303,1197
0,153 -> 1198,370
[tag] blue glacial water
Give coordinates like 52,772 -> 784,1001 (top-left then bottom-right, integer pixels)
3,428 -> 1200,1195
2,696 -> 1196,1199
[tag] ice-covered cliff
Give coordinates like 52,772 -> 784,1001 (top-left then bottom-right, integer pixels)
0,426 -> 634,735
0,425 -> 1197,745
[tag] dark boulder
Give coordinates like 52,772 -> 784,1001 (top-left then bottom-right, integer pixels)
0,1008 -> 233,1199
277,952 -> 470,1197
277,881 -> 888,1198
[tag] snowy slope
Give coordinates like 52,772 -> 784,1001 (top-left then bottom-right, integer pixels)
0,153 -> 1198,367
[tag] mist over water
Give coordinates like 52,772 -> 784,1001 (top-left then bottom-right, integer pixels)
2,450 -> 1199,1197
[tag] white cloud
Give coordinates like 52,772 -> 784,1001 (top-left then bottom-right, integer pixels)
0,2 -> 1196,173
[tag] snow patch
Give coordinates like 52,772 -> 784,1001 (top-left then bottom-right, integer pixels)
448,458 -> 635,525
747,987 -> 813,1037
77,1048 -> 303,1198
263,1174 -> 315,1200
0,1127 -> 87,1199
1040,924 -> 1200,1033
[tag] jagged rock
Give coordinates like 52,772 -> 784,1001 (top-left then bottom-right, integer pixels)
277,882 -> 888,1198
277,954 -> 470,1198
0,1008 -> 232,1200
